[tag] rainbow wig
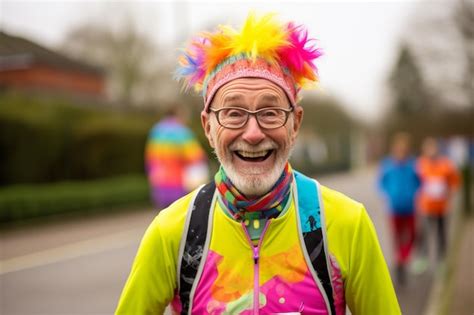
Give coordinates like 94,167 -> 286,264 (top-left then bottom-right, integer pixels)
175,12 -> 323,110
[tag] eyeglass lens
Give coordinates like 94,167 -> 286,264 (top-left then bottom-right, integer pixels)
217,107 -> 288,129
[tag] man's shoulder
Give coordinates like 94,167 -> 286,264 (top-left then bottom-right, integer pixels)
380,156 -> 394,165
319,184 -> 365,223
151,189 -> 201,235
292,170 -> 364,219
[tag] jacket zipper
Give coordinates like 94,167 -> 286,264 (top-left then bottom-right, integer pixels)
242,220 -> 271,315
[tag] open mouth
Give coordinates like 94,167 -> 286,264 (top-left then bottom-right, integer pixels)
234,149 -> 274,162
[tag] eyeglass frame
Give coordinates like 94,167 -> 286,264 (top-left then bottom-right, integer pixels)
208,105 -> 294,130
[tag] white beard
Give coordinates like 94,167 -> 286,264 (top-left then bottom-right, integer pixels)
219,147 -> 289,196
211,124 -> 294,197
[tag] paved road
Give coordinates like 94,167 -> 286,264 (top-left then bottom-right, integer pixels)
0,168 -> 432,315
0,209 -> 156,315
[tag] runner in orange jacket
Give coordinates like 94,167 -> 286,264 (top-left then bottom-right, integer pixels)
416,137 -> 460,260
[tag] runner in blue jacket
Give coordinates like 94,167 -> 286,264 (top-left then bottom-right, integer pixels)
378,132 -> 421,284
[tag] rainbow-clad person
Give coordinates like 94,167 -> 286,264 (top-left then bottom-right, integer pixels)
145,106 -> 209,208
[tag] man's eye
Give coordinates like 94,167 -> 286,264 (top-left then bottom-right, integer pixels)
226,110 -> 245,117
261,109 -> 279,117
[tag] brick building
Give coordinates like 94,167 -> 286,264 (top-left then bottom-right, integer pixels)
0,31 -> 105,98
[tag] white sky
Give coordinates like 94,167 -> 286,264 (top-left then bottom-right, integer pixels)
0,0 -> 423,122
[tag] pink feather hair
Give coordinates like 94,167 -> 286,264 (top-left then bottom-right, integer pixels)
175,13 -> 323,94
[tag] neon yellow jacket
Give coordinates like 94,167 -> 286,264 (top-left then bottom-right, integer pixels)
116,180 -> 400,314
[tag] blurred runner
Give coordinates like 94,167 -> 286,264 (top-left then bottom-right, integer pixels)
416,137 -> 460,264
145,106 -> 209,208
378,132 -> 421,284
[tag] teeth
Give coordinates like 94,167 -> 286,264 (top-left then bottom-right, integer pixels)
238,150 -> 269,158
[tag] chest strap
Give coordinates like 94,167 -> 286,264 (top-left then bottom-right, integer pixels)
178,181 -> 215,314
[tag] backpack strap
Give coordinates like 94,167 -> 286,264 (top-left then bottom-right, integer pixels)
294,171 -> 336,315
177,181 -> 215,315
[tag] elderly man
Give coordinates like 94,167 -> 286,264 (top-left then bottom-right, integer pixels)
116,13 -> 400,315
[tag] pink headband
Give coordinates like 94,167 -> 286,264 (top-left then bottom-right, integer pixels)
203,58 -> 297,111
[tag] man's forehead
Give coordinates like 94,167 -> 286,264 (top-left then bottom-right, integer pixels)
216,78 -> 287,103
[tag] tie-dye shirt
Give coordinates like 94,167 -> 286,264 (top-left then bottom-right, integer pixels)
116,182 -> 400,315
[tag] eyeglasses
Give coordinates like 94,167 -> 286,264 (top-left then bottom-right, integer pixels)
209,106 -> 294,130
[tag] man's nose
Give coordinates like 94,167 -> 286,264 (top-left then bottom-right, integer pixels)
241,115 -> 265,144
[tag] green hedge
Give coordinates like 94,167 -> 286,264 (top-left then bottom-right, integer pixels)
0,92 -> 159,184
0,174 -> 150,223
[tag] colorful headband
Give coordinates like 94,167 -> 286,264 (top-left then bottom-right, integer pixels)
175,12 -> 323,111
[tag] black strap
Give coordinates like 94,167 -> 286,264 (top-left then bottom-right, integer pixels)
303,228 -> 336,315
179,182 -> 215,315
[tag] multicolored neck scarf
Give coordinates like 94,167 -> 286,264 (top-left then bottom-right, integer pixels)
214,163 -> 293,221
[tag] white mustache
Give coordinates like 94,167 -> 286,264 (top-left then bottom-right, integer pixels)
229,140 -> 278,152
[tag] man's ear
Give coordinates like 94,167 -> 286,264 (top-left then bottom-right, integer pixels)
201,110 -> 215,148
290,105 -> 304,142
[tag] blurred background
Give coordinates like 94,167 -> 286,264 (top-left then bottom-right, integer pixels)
0,1 -> 472,315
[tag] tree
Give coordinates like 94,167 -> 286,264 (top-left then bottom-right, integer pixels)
455,0 -> 474,111
389,44 -> 428,116
61,18 -> 169,107
383,0 -> 473,141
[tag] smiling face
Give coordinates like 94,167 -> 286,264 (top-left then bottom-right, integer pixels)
201,78 -> 303,197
